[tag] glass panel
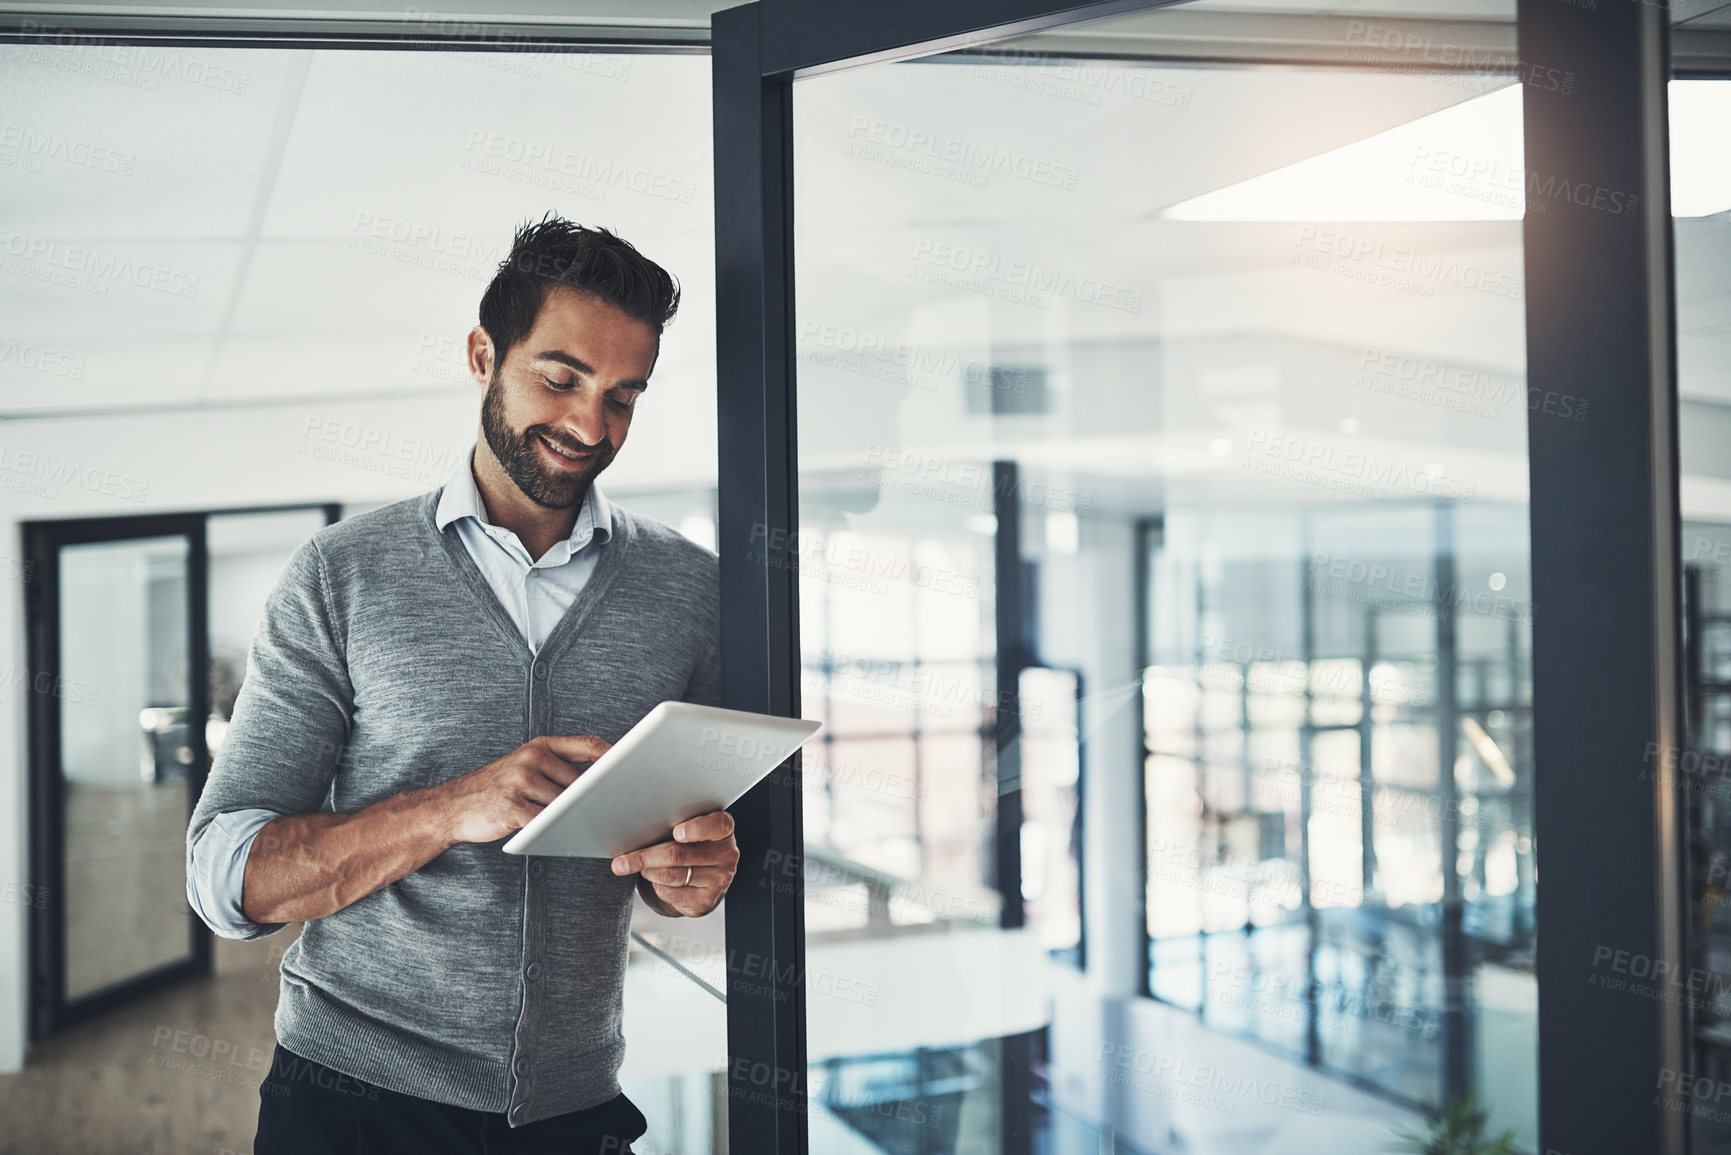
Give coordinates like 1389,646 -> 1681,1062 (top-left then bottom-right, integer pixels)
794,4 -> 1535,1150
59,534 -> 193,999
206,509 -> 328,759
1019,667 -> 1081,958
1673,73 -> 1731,1152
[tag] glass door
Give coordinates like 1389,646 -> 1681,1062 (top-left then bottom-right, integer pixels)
26,514 -> 210,1033
1672,72 -> 1731,1153
782,3 -> 1537,1152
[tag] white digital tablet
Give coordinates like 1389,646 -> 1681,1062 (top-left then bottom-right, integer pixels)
501,701 -> 823,859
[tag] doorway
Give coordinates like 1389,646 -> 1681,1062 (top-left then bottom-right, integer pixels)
24,504 -> 335,1037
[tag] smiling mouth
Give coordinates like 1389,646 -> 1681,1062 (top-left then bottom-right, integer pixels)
537,433 -> 597,469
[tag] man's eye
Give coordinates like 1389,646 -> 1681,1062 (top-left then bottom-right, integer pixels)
541,374 -> 575,390
607,397 -> 632,412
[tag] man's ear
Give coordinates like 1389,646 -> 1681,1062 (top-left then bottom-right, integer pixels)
466,326 -> 495,387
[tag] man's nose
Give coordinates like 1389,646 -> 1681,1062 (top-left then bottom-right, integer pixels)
554,394 -> 608,447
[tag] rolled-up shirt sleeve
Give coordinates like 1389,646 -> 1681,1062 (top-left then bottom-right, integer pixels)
186,807 -> 283,940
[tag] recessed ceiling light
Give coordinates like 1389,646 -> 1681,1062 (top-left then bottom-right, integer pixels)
1161,81 -> 1731,222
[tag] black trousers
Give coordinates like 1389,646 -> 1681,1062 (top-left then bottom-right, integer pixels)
255,1044 -> 648,1155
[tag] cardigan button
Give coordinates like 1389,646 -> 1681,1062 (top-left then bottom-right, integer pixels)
529,860 -> 545,879
532,661 -> 548,679
526,962 -> 542,981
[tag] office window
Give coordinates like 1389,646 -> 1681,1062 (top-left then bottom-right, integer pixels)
1142,502 -> 1533,1109
792,11 -> 1537,1148
1673,74 -> 1731,1155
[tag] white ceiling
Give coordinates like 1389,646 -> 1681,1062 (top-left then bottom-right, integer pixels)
790,45 -> 1731,523
1,7 -> 1727,523
0,45 -> 720,495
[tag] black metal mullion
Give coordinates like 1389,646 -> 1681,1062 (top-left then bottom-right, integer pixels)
1134,516 -> 1157,996
0,18 -> 710,52
24,522 -> 61,1042
187,517 -> 213,979
1433,502 -> 1470,1108
1360,606 -> 1378,908
713,6 -> 808,1154
756,0 -> 1180,77
993,460 -> 1027,929
1517,0 -> 1683,1151
990,461 -> 1033,1154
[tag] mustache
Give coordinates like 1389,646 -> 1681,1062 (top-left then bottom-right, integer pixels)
529,428 -> 609,458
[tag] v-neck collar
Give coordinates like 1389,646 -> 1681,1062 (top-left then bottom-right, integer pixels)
434,444 -> 614,567
420,489 -> 635,664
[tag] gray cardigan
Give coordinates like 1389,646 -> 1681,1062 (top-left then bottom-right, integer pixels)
185,488 -> 721,1126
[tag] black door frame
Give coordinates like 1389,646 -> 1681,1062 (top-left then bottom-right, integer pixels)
23,512 -> 211,1036
22,501 -> 340,1037
712,3 -> 1682,1154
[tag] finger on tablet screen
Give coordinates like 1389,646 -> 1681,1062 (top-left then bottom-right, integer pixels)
540,734 -> 612,764
672,811 -> 734,843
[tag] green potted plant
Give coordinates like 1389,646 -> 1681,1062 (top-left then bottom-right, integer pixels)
1385,1094 -> 1519,1155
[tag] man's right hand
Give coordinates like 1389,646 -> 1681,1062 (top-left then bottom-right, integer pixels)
429,734 -> 612,845
240,734 -> 613,926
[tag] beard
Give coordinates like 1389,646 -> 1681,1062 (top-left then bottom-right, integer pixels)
480,370 -> 615,510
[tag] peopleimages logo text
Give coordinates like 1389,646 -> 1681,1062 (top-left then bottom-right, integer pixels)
1241,431 -> 1476,502
0,445 -> 149,502
1295,227 -> 1522,299
909,240 -> 1142,313
846,117 -> 1081,190
17,21 -> 251,92
0,230 -> 200,299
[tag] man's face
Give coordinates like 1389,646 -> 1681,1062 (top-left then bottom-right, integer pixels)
471,286 -> 659,509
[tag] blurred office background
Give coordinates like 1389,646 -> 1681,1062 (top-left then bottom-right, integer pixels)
1,0 -> 1729,1152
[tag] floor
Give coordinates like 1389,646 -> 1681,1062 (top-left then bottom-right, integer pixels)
63,781 -> 196,999
0,929 -> 294,1155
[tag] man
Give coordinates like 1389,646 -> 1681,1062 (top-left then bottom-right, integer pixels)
186,216 -> 735,1155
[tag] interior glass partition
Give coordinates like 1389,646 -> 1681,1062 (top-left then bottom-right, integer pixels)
57,533 -> 198,1002
1672,71 -> 1731,1152
790,5 -> 1537,1150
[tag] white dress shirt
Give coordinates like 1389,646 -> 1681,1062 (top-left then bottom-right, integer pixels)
186,442 -> 614,938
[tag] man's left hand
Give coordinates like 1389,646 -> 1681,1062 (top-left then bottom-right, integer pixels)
612,810 -> 738,918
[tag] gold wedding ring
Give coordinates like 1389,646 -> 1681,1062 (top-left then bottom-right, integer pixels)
683,866 -> 693,887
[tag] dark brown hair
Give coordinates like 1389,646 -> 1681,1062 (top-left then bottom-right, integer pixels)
478,214 -> 680,365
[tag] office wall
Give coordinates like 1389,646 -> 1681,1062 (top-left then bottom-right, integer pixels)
0,377 -> 720,1071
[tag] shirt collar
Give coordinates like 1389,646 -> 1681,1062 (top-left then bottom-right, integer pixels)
435,443 -> 612,559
